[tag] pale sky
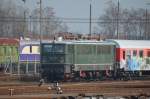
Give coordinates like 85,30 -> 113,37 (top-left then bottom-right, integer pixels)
17,0 -> 150,33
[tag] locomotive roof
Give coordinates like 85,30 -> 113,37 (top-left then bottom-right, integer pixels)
42,40 -> 115,45
20,40 -> 40,45
20,40 -> 58,46
108,39 -> 150,48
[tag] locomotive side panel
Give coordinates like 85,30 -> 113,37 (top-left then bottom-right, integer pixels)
73,44 -> 115,71
41,41 -> 116,81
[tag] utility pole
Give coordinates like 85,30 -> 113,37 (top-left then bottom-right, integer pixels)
117,0 -> 119,39
89,0 -> 92,38
39,0 -> 42,76
145,9 -> 148,40
30,16 -> 32,37
18,0 -> 26,76
22,0 -> 26,37
145,3 -> 150,40
40,0 -> 42,42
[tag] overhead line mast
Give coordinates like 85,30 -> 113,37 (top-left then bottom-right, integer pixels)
89,0 -> 92,38
40,0 -> 42,42
117,0 -> 120,39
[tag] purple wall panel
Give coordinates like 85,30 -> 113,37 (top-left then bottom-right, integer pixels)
20,54 -> 40,62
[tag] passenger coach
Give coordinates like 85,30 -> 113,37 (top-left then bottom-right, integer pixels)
109,40 -> 150,76
0,38 -> 19,73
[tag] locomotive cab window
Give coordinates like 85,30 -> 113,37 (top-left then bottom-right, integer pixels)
43,44 -> 65,53
53,44 -> 65,53
43,44 -> 53,52
42,44 -> 65,63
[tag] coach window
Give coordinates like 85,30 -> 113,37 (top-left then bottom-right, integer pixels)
0,48 -> 1,56
9,47 -> 13,55
133,50 -> 137,56
4,47 -> 6,55
139,50 -> 143,58
123,51 -> 125,60
126,50 -> 131,57
15,47 -> 18,55
147,51 -> 150,57
10,47 -> 13,55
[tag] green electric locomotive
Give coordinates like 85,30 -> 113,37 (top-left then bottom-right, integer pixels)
41,40 -> 116,81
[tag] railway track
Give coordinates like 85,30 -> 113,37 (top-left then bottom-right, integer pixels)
0,80 -> 150,99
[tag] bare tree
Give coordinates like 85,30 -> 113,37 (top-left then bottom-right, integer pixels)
0,0 -> 26,38
0,1 -> 68,38
98,1 -> 118,39
31,7 -> 68,39
97,1 -> 150,40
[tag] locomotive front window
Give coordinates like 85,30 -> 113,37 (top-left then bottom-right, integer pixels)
43,44 -> 65,53
43,45 -> 53,52
53,44 -> 65,53
42,44 -> 65,63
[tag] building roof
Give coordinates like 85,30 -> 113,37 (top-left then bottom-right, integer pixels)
0,38 -> 19,45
